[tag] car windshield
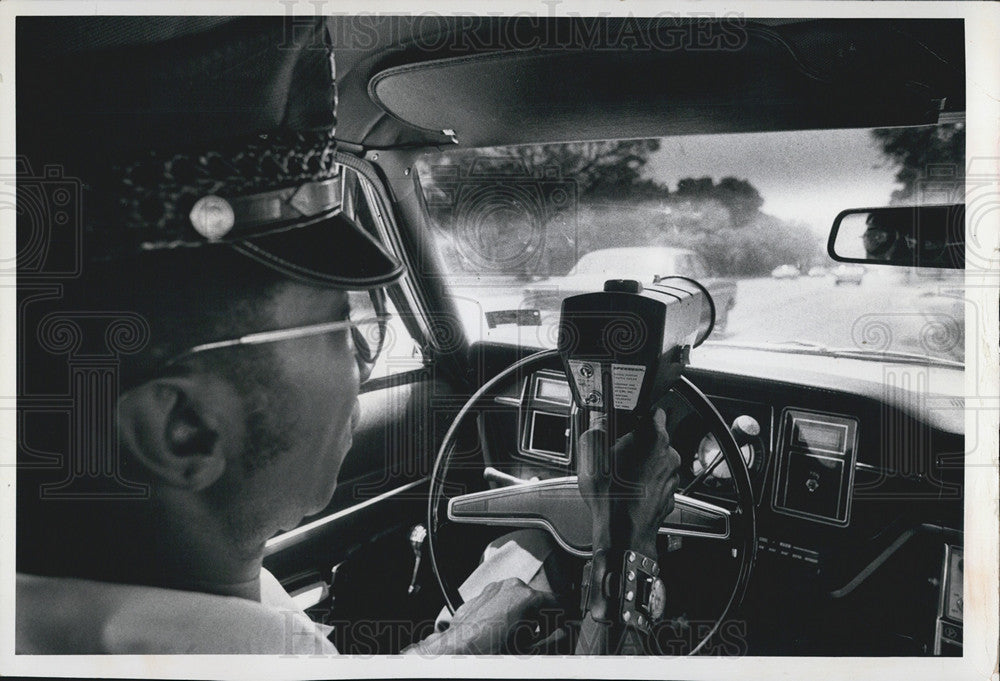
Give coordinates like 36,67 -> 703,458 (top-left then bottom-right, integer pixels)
415,125 -> 965,365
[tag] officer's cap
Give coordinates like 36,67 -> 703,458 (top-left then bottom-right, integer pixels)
17,17 -> 404,289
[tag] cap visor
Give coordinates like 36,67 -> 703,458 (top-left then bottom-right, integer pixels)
231,213 -> 405,290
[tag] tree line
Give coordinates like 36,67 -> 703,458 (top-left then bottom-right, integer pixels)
419,125 -> 962,279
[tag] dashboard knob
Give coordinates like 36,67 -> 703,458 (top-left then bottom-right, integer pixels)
730,415 -> 761,446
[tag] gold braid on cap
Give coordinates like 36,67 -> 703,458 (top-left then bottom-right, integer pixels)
85,128 -> 339,260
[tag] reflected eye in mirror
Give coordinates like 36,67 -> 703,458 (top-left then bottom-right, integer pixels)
828,204 -> 965,269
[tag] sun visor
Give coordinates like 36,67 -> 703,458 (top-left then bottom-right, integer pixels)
369,21 -> 963,148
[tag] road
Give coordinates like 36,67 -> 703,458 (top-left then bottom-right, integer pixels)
448,269 -> 966,363
720,272 -> 965,362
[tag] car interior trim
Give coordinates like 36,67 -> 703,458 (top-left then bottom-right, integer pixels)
359,366 -> 432,395
334,151 -> 436,349
515,369 -> 576,466
829,523 -> 963,599
447,476 -> 732,558
264,477 -> 429,555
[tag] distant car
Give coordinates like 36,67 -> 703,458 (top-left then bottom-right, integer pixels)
521,246 -> 738,333
808,266 -> 829,277
833,264 -> 865,285
771,264 -> 800,279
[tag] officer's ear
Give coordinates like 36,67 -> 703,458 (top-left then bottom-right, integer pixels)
118,374 -> 245,491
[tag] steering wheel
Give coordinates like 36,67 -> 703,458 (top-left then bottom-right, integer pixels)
427,348 -> 757,655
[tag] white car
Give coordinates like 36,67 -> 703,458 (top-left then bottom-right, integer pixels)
521,246 -> 738,333
833,264 -> 866,285
771,264 -> 800,279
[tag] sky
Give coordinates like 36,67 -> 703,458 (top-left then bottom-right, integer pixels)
642,128 -> 902,236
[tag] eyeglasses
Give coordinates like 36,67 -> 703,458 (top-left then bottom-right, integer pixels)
162,289 -> 390,384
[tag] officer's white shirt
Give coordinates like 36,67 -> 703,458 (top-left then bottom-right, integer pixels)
16,568 -> 337,654
16,529 -> 555,655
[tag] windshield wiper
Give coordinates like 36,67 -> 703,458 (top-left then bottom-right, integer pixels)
819,346 -> 963,368
704,340 -> 963,368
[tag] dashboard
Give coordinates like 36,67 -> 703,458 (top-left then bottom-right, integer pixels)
471,342 -> 965,655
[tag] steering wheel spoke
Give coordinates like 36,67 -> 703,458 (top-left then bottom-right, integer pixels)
447,475 -> 731,558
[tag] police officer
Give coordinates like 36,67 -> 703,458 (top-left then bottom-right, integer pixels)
14,17 -> 678,655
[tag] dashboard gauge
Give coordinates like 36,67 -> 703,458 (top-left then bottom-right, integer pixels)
693,433 -> 754,480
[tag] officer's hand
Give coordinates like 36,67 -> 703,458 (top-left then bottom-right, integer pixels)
404,578 -> 557,655
577,407 -> 681,557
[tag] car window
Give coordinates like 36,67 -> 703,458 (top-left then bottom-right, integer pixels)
365,295 -> 425,381
343,168 -> 426,381
415,125 -> 965,364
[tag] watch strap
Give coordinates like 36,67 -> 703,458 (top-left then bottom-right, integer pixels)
619,550 -> 661,633
581,548 -> 663,633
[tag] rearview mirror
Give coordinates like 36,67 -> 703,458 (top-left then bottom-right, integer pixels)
828,204 -> 964,269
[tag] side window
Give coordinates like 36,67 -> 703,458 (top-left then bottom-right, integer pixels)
342,167 -> 427,381
368,294 -> 425,382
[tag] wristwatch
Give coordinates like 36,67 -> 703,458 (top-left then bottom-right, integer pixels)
581,549 -> 666,634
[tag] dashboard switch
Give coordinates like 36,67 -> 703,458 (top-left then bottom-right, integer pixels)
730,415 -> 761,445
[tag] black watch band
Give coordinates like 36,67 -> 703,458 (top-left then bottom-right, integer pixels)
581,549 -> 665,634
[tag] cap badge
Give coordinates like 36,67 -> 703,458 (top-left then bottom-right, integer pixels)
189,195 -> 235,240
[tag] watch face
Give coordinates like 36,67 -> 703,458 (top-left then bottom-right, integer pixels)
649,578 -> 666,621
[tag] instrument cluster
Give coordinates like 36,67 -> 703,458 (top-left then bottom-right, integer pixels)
503,372 -> 776,508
